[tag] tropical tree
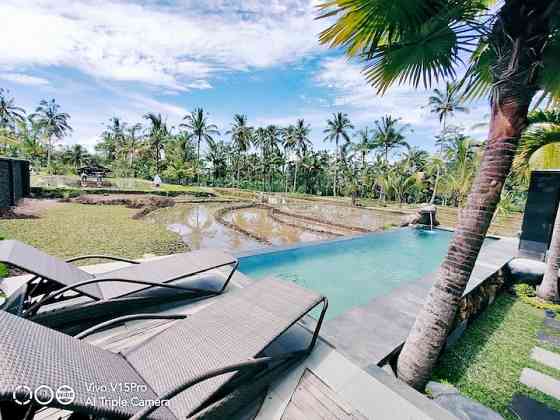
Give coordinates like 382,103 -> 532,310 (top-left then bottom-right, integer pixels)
319,0 -> 560,390
290,119 -> 312,192
227,114 -> 253,186
67,144 -> 88,169
181,108 -> 219,183
352,127 -> 374,169
127,123 -> 143,172
143,113 -> 169,174
371,115 -> 410,163
323,112 -> 354,196
428,82 -> 469,135
0,88 -> 25,138
31,99 -> 72,171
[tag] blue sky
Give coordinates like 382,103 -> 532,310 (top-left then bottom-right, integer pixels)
0,0 -> 489,155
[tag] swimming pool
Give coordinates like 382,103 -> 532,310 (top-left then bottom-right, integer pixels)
239,228 -> 453,320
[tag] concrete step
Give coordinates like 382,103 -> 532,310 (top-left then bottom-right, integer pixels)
531,347 -> 560,371
520,368 -> 560,400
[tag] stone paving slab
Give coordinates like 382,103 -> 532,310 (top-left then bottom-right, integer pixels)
545,318 -> 560,331
520,368 -> 560,400
509,394 -> 560,420
539,332 -> 560,348
531,347 -> 560,371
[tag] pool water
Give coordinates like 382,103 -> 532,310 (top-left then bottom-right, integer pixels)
239,228 -> 453,320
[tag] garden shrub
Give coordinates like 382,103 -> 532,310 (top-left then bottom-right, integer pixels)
514,283 -> 560,314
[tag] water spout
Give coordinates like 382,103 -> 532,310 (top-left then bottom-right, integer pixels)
429,211 -> 433,230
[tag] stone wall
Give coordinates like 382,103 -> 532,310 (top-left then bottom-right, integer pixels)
446,267 -> 512,347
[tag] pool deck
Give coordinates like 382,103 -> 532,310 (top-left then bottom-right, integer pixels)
321,237 -> 519,370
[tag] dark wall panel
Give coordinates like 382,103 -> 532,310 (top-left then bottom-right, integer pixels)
0,158 -> 31,209
519,171 -> 560,260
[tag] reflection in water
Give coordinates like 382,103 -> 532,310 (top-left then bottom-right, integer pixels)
225,207 -> 330,246
146,201 -> 405,253
281,202 -> 403,231
145,203 -> 263,253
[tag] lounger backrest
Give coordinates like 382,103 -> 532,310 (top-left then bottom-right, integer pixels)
96,249 -> 236,299
0,240 -> 102,300
125,278 -> 322,418
0,311 -> 175,419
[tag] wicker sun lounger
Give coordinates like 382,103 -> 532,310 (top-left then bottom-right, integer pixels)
0,240 -> 238,332
0,278 -> 328,420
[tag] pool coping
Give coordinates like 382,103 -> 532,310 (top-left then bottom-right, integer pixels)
234,225 -> 441,259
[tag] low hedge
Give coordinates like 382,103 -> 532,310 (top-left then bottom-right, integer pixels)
514,283 -> 560,314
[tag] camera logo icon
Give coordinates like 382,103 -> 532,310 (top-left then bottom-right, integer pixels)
12,385 -> 33,406
56,385 -> 75,405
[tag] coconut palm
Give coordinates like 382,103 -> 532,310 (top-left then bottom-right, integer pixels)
226,114 -> 253,186
0,88 -> 25,131
290,119 -> 312,193
352,127 -> 374,169
371,115 -> 410,163
31,99 -> 72,171
143,113 -> 169,174
127,123 -> 143,172
181,108 -> 219,183
323,112 -> 354,196
428,82 -> 468,134
68,144 -> 88,169
319,0 -> 560,390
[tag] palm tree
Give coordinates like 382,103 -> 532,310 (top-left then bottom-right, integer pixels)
143,113 -> 169,174
0,88 -> 25,132
253,127 -> 268,190
352,128 -> 374,169
265,125 -> 282,191
31,99 -> 72,171
371,115 -> 410,163
226,114 -> 253,186
282,125 -> 297,193
181,108 -> 219,184
69,144 -> 88,169
428,82 -> 469,136
127,123 -> 143,173
514,112 -> 560,302
426,155 -> 446,205
17,116 -> 44,162
289,119 -> 312,193
319,0 -> 560,390
323,112 -> 353,196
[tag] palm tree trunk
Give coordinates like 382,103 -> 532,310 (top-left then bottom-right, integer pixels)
538,206 -> 560,302
47,136 -> 52,173
397,90 -> 535,390
293,161 -> 299,193
196,135 -> 201,184
430,167 -> 440,204
334,137 -> 339,196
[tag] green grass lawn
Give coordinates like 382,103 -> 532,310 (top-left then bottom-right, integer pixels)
0,203 -> 187,260
433,293 -> 560,419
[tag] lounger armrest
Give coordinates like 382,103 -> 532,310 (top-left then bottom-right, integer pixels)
130,352 -> 306,420
66,255 -> 140,264
24,278 -> 220,318
75,313 -> 188,339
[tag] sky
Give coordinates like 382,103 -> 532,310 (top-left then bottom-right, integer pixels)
0,0 -> 491,155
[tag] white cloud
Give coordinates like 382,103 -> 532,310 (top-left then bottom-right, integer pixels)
0,73 -> 49,86
314,57 -> 490,142
0,0 -> 323,91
